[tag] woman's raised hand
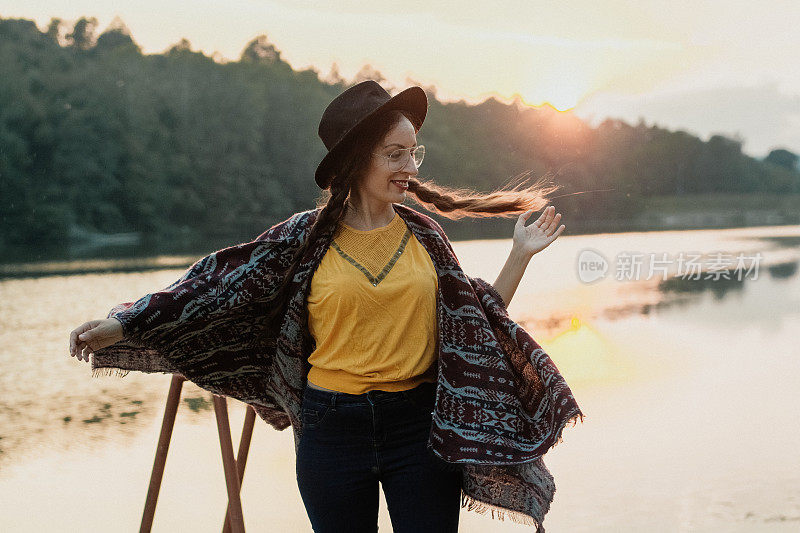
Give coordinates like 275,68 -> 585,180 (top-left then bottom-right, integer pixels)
513,205 -> 565,258
69,318 -> 124,362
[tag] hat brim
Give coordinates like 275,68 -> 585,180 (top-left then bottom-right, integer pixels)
315,86 -> 428,189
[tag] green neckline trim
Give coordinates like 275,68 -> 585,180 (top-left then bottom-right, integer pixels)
330,228 -> 412,287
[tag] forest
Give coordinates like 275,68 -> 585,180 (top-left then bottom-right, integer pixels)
1,15 -> 799,251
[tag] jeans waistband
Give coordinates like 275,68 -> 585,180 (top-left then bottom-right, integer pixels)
302,380 -> 435,407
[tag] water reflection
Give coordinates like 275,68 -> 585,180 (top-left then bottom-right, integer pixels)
766,260 -> 798,279
746,235 -> 800,248
1,224 -> 799,532
0,255 -> 199,280
658,270 -> 748,297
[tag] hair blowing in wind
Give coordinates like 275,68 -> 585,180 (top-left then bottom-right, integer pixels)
264,109 -> 562,325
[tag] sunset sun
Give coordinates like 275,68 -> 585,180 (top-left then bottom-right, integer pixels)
518,62 -> 593,111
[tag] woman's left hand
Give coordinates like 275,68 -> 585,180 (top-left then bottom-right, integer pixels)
513,205 -> 565,258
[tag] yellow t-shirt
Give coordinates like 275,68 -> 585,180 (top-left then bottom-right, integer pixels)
306,208 -> 439,394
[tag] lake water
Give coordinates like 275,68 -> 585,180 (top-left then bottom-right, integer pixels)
1,224 -> 799,532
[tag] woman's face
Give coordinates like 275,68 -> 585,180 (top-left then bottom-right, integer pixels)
353,115 -> 419,205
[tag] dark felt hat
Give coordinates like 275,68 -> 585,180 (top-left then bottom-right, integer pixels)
315,80 -> 428,189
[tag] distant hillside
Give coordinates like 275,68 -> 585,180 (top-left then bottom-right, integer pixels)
1,15 -> 798,249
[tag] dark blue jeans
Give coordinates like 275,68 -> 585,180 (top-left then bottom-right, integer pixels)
295,381 -> 462,532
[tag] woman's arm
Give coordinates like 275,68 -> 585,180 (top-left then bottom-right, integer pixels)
492,205 -> 564,306
492,248 -> 532,308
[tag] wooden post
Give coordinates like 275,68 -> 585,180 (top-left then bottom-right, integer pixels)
138,376 -> 255,533
140,374 -> 185,533
213,395 -> 246,533
222,406 -> 257,533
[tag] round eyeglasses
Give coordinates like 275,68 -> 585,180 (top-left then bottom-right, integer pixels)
372,145 -> 425,172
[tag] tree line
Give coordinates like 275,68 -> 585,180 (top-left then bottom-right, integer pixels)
1,16 -> 798,250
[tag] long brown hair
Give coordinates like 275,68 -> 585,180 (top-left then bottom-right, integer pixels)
265,109 -> 560,324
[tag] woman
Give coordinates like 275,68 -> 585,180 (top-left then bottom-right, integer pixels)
69,80 -> 577,532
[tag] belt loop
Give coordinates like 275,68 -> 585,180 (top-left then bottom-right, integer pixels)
330,392 -> 337,411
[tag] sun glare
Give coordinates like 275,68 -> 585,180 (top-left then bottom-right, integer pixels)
516,62 -> 594,112
516,86 -> 586,113
538,315 -> 639,387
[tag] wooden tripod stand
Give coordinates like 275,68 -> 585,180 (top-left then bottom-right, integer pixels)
140,374 -> 257,533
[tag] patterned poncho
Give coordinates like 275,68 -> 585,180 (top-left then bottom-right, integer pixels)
92,202 -> 584,531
